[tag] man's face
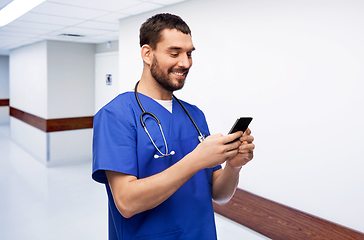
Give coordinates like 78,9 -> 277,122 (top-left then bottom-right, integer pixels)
150,28 -> 195,92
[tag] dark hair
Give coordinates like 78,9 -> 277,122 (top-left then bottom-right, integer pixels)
139,13 -> 191,49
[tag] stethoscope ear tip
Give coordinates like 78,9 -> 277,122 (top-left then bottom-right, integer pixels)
170,151 -> 175,155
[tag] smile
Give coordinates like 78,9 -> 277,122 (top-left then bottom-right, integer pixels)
173,72 -> 185,76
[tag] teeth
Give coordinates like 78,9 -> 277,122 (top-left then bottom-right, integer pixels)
173,72 -> 184,76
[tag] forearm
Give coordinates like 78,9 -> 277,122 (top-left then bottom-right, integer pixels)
107,133 -> 243,218
212,161 -> 241,205
107,153 -> 201,218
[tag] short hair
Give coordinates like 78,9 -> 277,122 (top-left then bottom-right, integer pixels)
139,13 -> 191,49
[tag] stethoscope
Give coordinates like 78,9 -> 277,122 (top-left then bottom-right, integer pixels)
134,81 -> 206,159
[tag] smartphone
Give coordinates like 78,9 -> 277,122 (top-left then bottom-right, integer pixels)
228,117 -> 253,134
227,117 -> 252,144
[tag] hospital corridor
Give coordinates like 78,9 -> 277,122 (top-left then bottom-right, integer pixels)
1,0 -> 364,239
0,125 -> 266,239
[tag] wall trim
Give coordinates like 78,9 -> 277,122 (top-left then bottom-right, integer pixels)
213,188 -> 364,240
0,99 -> 9,106
10,107 -> 93,132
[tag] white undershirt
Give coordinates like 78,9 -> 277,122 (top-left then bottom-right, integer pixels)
155,99 -> 173,113
131,90 -> 173,113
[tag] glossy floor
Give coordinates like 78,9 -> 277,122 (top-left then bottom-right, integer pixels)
0,125 -> 265,240
0,125 -> 108,239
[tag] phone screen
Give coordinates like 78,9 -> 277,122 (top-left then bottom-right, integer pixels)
228,117 -> 253,134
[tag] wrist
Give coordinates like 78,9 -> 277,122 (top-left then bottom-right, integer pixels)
225,160 -> 242,172
182,151 -> 204,173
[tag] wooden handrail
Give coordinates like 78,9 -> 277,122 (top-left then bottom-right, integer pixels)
9,107 -> 93,132
214,188 -> 364,240
0,99 -> 9,106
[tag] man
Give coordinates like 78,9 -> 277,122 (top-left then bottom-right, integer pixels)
92,13 -> 255,239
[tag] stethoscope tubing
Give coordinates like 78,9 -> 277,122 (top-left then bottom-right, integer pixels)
134,81 -> 205,158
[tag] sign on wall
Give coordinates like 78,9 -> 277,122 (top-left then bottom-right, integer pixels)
106,74 -> 112,85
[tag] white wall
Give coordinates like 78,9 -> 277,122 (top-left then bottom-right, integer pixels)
94,52 -> 119,114
117,0 -> 364,235
47,41 -> 95,165
96,40 -> 118,54
0,55 -> 9,99
10,117 -> 48,164
0,107 -> 9,125
9,40 -> 95,166
0,55 -> 9,124
48,129 -> 93,166
10,41 -> 48,118
9,42 -> 48,164
10,41 -> 95,119
47,41 -> 95,119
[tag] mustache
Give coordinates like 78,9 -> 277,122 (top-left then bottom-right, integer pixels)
168,67 -> 189,73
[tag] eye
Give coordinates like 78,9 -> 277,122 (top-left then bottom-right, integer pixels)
187,52 -> 192,58
170,53 -> 179,57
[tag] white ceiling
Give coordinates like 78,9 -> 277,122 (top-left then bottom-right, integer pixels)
0,0 -> 187,55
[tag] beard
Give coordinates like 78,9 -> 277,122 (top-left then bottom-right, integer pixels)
150,57 -> 188,92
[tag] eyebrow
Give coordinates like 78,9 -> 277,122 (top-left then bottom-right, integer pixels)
168,46 -> 196,52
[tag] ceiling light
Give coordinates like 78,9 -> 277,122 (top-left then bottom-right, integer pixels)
0,0 -> 46,27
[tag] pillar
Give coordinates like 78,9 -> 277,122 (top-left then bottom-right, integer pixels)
9,40 -> 95,166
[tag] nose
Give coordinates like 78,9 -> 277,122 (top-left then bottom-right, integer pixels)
177,54 -> 192,69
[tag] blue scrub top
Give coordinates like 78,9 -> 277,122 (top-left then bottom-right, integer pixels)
92,92 -> 221,240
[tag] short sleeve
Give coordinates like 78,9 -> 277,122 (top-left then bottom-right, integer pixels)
92,101 -> 138,184
213,165 -> 222,172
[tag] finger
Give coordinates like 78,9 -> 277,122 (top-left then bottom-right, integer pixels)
239,143 -> 255,153
225,148 -> 239,159
243,128 -> 251,136
236,149 -> 254,158
241,142 -> 255,149
225,131 -> 243,144
240,135 -> 254,143
226,140 -> 241,153
239,149 -> 253,154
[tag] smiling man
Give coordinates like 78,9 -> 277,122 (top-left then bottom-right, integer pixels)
92,13 -> 255,240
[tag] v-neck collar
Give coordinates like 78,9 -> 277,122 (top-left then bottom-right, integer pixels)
154,99 -> 173,113
135,91 -> 175,115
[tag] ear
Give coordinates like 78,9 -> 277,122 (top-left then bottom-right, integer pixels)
141,44 -> 153,65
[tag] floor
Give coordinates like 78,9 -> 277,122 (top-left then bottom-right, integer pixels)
0,125 -> 108,239
0,124 -> 266,240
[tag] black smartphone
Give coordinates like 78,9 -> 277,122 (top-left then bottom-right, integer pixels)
228,117 -> 253,134
227,117 -> 253,144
